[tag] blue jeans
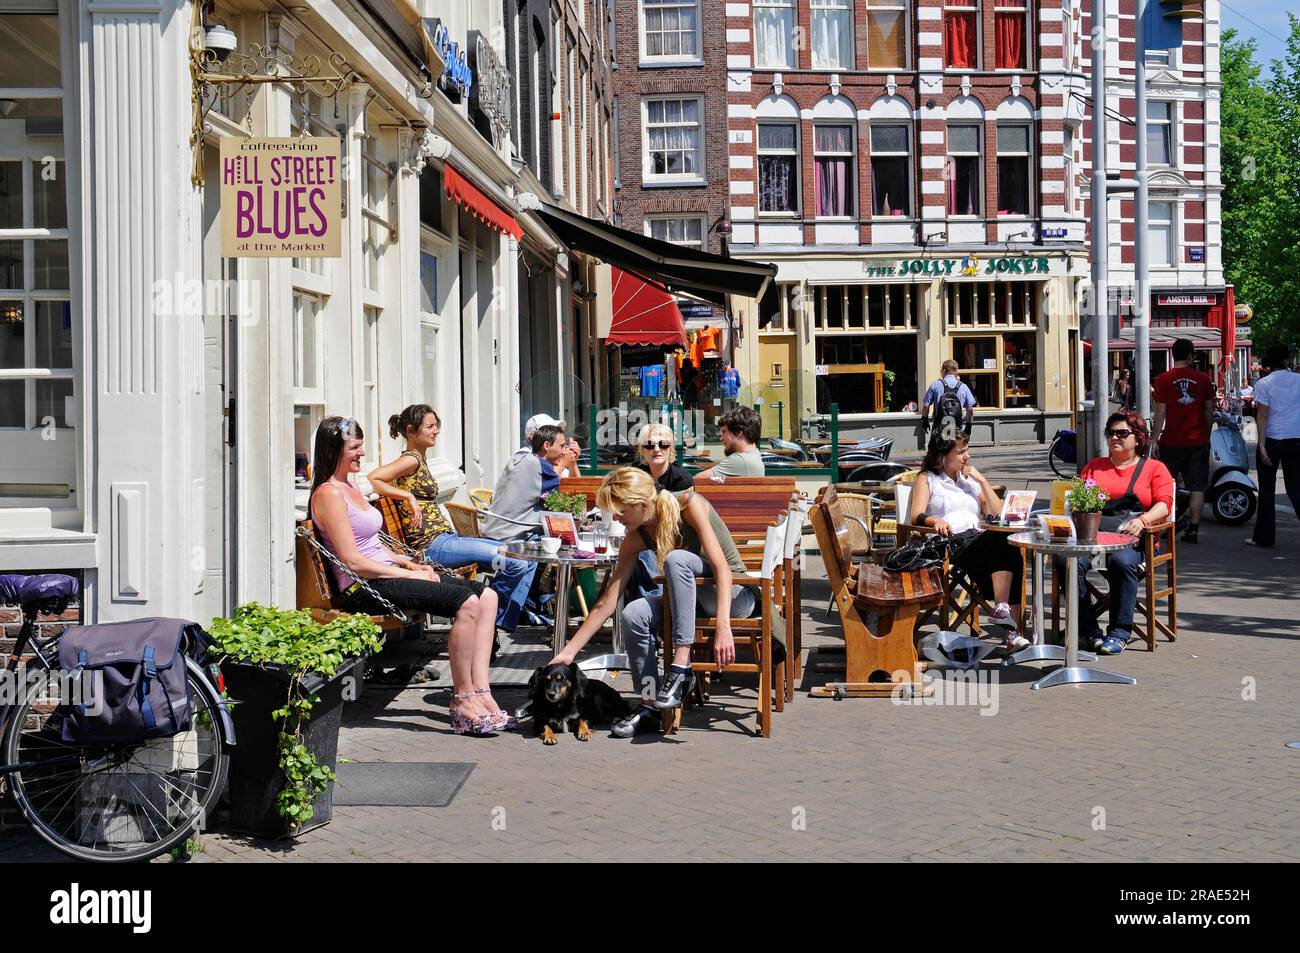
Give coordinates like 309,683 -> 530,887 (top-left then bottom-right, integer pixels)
1066,548 -> 1143,642
630,549 -> 663,600
426,533 -> 537,632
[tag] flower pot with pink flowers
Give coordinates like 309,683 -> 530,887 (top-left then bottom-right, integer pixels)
1064,479 -> 1109,543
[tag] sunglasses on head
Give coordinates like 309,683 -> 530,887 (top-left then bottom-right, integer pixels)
642,441 -> 672,451
1105,428 -> 1134,440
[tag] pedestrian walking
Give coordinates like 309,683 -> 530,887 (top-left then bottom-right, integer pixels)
1248,344 -> 1300,547
1151,338 -> 1216,543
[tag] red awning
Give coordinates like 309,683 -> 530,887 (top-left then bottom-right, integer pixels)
606,267 -> 687,347
444,165 -> 523,240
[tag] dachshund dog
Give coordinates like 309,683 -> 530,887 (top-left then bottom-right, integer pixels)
526,662 -> 632,744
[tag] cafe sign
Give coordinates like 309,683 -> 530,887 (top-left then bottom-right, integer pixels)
864,255 -> 1054,279
220,137 -> 341,258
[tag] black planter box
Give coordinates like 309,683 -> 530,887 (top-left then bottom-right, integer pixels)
222,656 -> 362,839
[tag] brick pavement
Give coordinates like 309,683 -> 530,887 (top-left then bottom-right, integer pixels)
2,449 -> 1297,863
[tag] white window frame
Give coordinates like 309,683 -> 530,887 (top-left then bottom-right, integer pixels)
1147,100 -> 1175,167
996,122 -> 1033,217
641,96 -> 706,186
645,215 -> 706,249
757,122 -> 801,217
291,291 -> 326,405
944,0 -> 981,71
993,0 -> 1030,71
810,0 -> 854,71
865,0 -> 911,72
753,0 -> 795,70
639,0 -> 703,66
869,123 -> 913,219
946,123 -> 983,218
1149,200 -> 1177,268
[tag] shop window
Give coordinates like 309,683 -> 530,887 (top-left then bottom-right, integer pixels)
814,124 -> 855,218
997,125 -> 1032,216
871,125 -> 912,217
815,333 -> 918,414
866,0 -> 909,70
945,0 -> 979,70
994,0 -> 1027,70
758,123 -> 799,215
759,283 -> 801,332
947,124 -> 982,216
754,0 -> 795,69
952,332 -> 1038,409
1001,331 -> 1036,407
811,0 -> 853,70
947,281 -> 1037,330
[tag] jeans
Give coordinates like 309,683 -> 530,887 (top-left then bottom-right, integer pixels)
1251,437 -> 1300,547
1063,548 -> 1143,642
425,533 -> 537,632
630,548 -> 663,600
621,549 -> 757,700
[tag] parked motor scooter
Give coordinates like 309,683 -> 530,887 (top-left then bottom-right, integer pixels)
1174,403 -> 1257,526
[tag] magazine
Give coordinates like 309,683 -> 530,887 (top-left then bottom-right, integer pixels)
999,490 -> 1038,525
541,511 -> 579,546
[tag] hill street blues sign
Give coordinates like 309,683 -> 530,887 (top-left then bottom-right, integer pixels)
863,255 -> 1053,279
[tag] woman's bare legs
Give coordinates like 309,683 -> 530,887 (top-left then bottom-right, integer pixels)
448,596 -> 492,719
469,589 -> 505,715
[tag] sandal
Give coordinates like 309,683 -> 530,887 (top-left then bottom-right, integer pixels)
475,688 -> 517,731
449,693 -> 496,736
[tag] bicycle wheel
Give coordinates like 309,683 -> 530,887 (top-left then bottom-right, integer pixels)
4,663 -> 229,862
1049,439 -> 1074,479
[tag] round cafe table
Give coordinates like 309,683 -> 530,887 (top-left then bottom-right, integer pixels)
1003,531 -> 1140,690
498,544 -> 626,673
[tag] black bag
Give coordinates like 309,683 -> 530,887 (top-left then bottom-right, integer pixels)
883,529 -> 978,573
58,617 -> 196,744
935,382 -> 965,438
1099,458 -> 1147,533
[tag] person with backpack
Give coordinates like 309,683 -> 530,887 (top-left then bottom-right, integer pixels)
923,360 -> 976,441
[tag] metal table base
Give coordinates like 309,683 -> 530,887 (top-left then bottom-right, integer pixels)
1003,549 -> 1098,666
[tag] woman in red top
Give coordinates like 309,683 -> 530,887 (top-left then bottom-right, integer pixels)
1071,410 -> 1175,655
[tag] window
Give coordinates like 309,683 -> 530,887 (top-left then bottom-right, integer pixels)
947,124 -> 982,216
758,123 -> 799,214
994,0 -> 1027,69
641,0 -> 700,61
754,0 -> 795,69
812,284 -> 921,414
292,293 -> 324,398
950,329 -> 1038,408
644,97 -> 703,182
1150,201 -> 1175,266
814,125 -> 854,218
1145,49 -> 1171,68
945,0 -> 979,69
811,0 -> 853,70
866,0 -> 909,69
996,125 -> 1032,216
647,217 -> 704,248
1063,126 -> 1076,211
871,125 -> 912,217
1147,101 -> 1173,165
947,280 -> 1037,330
360,129 -> 393,294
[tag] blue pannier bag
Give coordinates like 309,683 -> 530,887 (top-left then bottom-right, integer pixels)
58,618 -> 196,743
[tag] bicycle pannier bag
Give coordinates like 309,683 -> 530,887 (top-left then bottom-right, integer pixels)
58,617 -> 196,743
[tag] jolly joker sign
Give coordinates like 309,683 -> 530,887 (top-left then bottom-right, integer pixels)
220,137 -> 342,258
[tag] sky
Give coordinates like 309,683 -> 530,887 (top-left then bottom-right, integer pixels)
1220,2 -> 1300,77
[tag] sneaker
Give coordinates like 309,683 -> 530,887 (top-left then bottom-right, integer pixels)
1245,538 -> 1273,548
987,603 -> 1017,629
1088,633 -> 1106,652
654,669 -> 694,710
1099,636 -> 1126,656
1004,631 -> 1031,652
611,706 -> 661,738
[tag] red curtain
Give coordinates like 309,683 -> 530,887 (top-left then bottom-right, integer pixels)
945,13 -> 977,69
995,12 -> 1025,69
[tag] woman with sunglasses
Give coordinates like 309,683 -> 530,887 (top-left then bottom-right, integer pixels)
1070,410 -> 1175,655
635,423 -> 693,492
309,416 -> 513,737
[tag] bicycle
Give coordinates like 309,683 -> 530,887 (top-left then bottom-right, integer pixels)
1048,428 -> 1077,479
0,573 -> 233,862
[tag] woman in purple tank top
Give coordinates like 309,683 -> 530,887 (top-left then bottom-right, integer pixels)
309,416 -> 512,737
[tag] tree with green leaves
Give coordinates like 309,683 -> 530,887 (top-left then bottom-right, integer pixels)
1221,19 -> 1300,352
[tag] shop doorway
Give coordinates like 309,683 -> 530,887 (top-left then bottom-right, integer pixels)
200,145 -> 238,621
758,337 -> 796,440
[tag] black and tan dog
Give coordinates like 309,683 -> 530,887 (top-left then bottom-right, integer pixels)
526,662 -> 631,744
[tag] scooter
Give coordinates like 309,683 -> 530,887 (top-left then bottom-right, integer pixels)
1174,403 -> 1257,526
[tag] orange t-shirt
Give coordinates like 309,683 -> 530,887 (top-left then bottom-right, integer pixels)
698,326 -> 720,353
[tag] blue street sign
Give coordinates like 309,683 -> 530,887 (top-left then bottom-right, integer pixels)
1140,0 -> 1193,53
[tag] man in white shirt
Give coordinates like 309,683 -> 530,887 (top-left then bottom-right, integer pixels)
1248,344 -> 1300,547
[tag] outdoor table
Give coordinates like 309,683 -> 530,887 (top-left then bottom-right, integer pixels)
498,545 -> 626,673
1004,531 -> 1139,690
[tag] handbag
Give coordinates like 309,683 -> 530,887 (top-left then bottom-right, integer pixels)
1099,458 -> 1147,534
883,528 -> 979,573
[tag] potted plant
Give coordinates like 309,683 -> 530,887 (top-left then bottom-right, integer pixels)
543,489 -> 588,520
1064,479 -> 1109,544
208,603 -> 382,839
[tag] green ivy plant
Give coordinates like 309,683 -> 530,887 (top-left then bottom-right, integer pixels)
208,602 -> 381,831
543,490 -> 587,518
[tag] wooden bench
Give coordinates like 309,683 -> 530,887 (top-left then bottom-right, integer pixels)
295,520 -> 421,636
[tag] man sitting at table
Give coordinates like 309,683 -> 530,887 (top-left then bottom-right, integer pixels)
698,406 -> 765,480
482,424 -> 569,539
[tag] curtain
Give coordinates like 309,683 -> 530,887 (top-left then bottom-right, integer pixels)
867,11 -> 906,69
995,11 -> 1025,69
754,7 -> 793,68
998,158 -> 1029,215
816,158 -> 848,216
945,12 -> 977,69
812,6 -> 852,69
760,156 -> 795,212
949,157 -> 980,215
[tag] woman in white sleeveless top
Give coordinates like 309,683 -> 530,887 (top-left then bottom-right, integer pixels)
907,433 -> 1028,650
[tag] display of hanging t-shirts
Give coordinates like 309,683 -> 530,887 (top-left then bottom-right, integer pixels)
698,326 -> 721,354
638,364 -> 664,398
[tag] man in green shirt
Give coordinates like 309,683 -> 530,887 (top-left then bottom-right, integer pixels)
699,406 -> 765,480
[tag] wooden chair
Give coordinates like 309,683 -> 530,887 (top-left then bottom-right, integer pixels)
372,496 -> 476,581
894,480 -> 992,636
660,520 -> 788,738
692,476 -> 798,544
468,488 -> 494,511
445,501 -> 482,538
781,495 -> 812,702
809,486 -> 936,697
